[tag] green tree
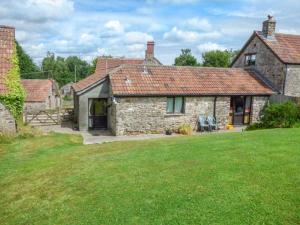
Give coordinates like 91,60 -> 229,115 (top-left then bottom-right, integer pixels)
15,41 -> 40,78
65,56 -> 91,81
202,50 -> 240,68
42,53 -> 73,87
174,49 -> 199,66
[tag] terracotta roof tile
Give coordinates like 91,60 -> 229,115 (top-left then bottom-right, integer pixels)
72,57 -> 144,92
22,79 -> 53,102
0,26 -> 15,94
110,65 -> 274,96
257,31 -> 300,64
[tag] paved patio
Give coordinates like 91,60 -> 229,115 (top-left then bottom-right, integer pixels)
39,122 -> 246,145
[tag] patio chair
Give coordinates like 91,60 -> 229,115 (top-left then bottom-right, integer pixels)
207,116 -> 217,131
198,116 -> 209,132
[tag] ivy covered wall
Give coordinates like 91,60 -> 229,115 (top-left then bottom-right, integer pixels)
0,43 -> 25,119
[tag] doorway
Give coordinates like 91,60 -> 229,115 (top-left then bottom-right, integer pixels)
230,96 -> 252,125
88,98 -> 107,130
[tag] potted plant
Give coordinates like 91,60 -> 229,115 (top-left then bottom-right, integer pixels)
165,128 -> 172,135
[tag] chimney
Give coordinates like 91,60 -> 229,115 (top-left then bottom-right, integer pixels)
262,15 -> 276,38
145,41 -> 155,60
0,25 -> 15,75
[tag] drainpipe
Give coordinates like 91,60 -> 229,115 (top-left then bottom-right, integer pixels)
282,64 -> 288,96
213,97 -> 217,118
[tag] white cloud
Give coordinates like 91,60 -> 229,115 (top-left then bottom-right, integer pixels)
127,44 -> 145,52
197,42 -> 226,52
0,0 -> 74,23
185,17 -> 212,31
124,32 -> 153,44
104,20 -> 124,33
163,27 -> 221,42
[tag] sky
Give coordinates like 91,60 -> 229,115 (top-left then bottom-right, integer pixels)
1,0 -> 300,65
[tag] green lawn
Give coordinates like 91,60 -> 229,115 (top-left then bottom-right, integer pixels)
0,129 -> 299,225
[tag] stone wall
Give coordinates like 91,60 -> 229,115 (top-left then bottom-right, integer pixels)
24,102 -> 47,113
251,96 -> 269,123
233,36 -> 285,92
0,103 -> 16,134
284,65 -> 300,97
112,96 -> 231,135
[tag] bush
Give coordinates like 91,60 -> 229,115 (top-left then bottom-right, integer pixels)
178,124 -> 193,135
246,101 -> 300,131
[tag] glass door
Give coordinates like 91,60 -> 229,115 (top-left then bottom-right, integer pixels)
88,98 -> 107,130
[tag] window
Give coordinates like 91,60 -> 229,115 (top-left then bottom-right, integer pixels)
167,97 -> 184,114
245,53 -> 256,66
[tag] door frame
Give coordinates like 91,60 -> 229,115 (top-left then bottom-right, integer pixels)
230,96 -> 253,125
88,98 -> 108,130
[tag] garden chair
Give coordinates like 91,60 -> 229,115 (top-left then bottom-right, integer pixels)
207,116 -> 217,131
198,116 -> 209,132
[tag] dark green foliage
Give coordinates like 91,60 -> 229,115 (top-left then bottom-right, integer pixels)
42,52 -> 96,87
202,50 -> 232,67
247,101 -> 300,130
174,49 -> 200,66
15,41 -> 40,79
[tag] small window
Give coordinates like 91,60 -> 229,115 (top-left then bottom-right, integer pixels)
245,53 -> 256,66
166,97 -> 184,114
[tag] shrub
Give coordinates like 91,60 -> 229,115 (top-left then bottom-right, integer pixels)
178,124 -> 193,135
246,101 -> 300,131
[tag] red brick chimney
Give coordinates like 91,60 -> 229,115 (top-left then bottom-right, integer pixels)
0,25 -> 15,93
145,41 -> 155,60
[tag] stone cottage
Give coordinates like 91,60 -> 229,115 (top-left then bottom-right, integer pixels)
232,15 -> 300,97
72,42 -> 274,135
0,26 -> 17,134
22,79 -> 61,113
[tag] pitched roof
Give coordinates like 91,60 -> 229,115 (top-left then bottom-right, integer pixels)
0,26 -> 15,94
72,57 -> 144,92
256,31 -> 300,64
109,65 -> 275,96
21,79 -> 53,102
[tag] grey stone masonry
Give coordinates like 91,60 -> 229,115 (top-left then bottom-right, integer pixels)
232,36 -> 285,93
284,65 -> 300,97
0,103 -> 16,134
112,96 -> 231,136
251,96 -> 269,123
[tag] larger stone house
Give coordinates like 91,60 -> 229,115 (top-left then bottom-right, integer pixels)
0,26 -> 17,134
72,42 -> 274,135
232,16 -> 300,97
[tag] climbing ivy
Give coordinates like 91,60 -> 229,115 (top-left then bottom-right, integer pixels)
0,43 -> 25,119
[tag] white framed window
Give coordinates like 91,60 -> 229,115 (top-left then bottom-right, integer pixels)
245,53 -> 256,66
166,97 -> 185,114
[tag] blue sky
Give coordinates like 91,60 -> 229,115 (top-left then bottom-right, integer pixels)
1,0 -> 300,65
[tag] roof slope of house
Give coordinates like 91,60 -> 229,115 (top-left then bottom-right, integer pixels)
0,26 -> 15,94
22,79 -> 53,102
72,57 -> 145,92
256,31 -> 300,64
109,65 -> 275,96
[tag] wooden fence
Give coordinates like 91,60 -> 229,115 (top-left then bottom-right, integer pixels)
269,95 -> 300,104
24,108 -> 73,126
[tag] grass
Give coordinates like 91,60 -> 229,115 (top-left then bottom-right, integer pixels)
0,129 -> 299,225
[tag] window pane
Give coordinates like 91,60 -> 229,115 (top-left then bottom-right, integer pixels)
167,98 -> 174,113
174,97 -> 183,113
245,96 -> 251,113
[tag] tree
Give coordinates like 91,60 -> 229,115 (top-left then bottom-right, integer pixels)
174,49 -> 199,66
15,41 -> 40,78
42,52 -> 73,87
65,56 -> 91,81
202,49 -> 240,68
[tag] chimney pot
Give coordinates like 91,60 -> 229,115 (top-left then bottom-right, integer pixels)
145,41 -> 155,60
262,15 -> 276,38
